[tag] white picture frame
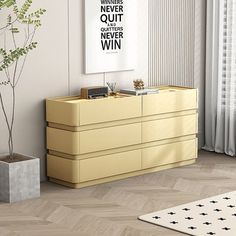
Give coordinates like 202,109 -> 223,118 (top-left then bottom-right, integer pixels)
84,0 -> 136,74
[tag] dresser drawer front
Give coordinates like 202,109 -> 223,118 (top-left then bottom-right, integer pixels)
80,123 -> 141,154
80,150 -> 141,182
79,96 -> 141,125
143,89 -> 197,116
142,139 -> 197,169
47,123 -> 142,155
46,100 -> 80,126
47,155 -> 80,183
142,114 -> 197,143
47,127 -> 80,155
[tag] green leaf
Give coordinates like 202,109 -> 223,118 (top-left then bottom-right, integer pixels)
0,0 -> 46,74
0,0 -> 15,9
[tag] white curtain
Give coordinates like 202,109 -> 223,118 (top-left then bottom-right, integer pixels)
204,0 -> 236,156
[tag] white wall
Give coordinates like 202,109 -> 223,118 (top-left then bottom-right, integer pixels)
148,0 -> 206,147
0,0 -> 148,180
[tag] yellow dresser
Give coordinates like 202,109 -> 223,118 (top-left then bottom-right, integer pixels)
46,86 -> 198,188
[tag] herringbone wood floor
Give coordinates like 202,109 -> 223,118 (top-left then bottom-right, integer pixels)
0,151 -> 236,236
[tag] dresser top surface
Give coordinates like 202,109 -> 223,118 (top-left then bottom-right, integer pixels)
47,85 -> 196,103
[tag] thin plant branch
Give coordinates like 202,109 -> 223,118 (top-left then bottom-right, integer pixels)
12,59 -> 18,87
11,24 -> 17,49
9,87 -> 16,158
0,93 -> 10,131
4,69 -> 10,81
3,30 -> 13,87
15,28 -> 36,86
0,92 -> 12,156
0,17 -> 18,31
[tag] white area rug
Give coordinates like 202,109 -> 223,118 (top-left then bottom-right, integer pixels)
139,191 -> 236,236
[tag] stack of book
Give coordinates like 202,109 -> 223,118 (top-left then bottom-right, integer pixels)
120,88 -> 159,96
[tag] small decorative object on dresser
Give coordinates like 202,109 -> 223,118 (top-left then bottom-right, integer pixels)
80,86 -> 108,99
120,88 -> 159,96
133,79 -> 145,90
46,86 -> 198,189
107,82 -> 117,96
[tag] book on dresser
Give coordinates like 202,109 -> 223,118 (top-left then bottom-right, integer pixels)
46,86 -> 198,188
120,88 -> 159,96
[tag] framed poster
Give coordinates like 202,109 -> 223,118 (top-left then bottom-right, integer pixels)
85,0 -> 136,74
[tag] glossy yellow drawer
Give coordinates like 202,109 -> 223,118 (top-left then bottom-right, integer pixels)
143,89 -> 197,116
80,150 -> 142,182
142,139 -> 197,169
46,98 -> 80,126
47,127 -> 80,155
47,155 -> 80,183
47,96 -> 141,127
79,96 -> 141,125
142,114 -> 197,143
47,123 -> 141,155
80,123 -> 141,154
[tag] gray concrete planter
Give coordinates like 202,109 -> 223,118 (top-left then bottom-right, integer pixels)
0,154 -> 40,203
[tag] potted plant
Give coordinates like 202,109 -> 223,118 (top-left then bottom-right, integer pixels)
0,0 -> 45,203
